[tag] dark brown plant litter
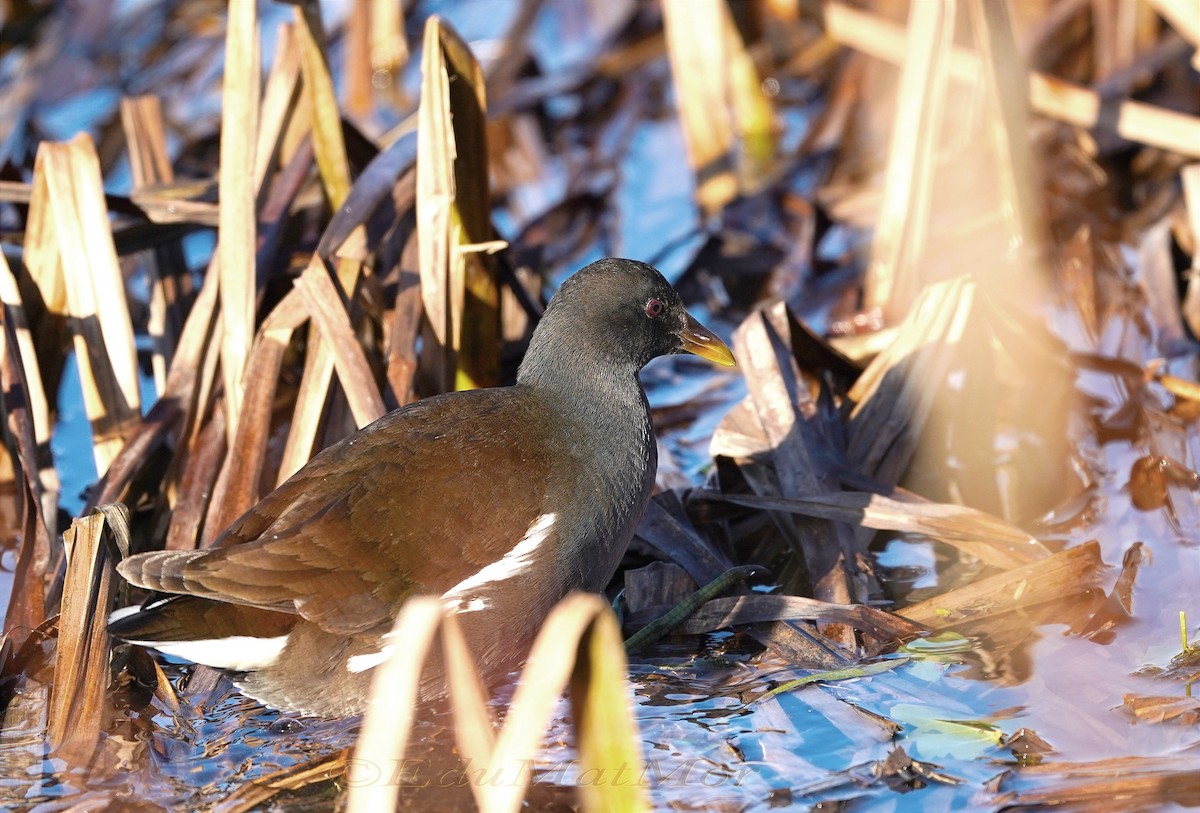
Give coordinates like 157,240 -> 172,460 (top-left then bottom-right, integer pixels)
3,0 -> 1200,811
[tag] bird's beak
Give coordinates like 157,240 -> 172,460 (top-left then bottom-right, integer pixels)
680,312 -> 736,367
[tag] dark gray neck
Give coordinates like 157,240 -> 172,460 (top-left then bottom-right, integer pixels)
518,346 -> 653,475
517,333 -> 653,474
517,339 -> 657,595
517,321 -> 643,388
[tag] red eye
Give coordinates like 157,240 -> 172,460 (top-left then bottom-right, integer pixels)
645,298 -> 665,318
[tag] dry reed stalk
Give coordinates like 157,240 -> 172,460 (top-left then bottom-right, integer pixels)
200,13 -> 318,500
997,754 -> 1200,809
255,23 -> 302,190
295,3 -> 352,210
258,139 -> 317,272
246,53 -> 322,487
0,253 -> 54,507
275,268 -> 371,483
101,139 -> 225,531
344,598 -> 442,813
1027,73 -> 1200,157
275,324 -> 337,484
273,5 -> 375,482
25,134 -> 142,475
849,272 -> 1075,522
726,20 -> 775,189
82,225 -> 217,544
218,0 -> 260,445
966,0 -> 1044,267
732,307 -> 863,628
371,0 -> 408,95
293,259 -> 386,427
902,541 -> 1104,627
717,491 -> 1049,570
91,253 -> 221,529
824,1 -> 1200,159
1090,0 -> 1141,79
316,128 -> 418,262
202,432 -> 237,550
120,94 -> 183,397
661,0 -> 773,214
625,593 -> 923,643
839,0 -> 1072,521
0,254 -> 54,649
129,183 -> 221,227
167,406 -> 226,551
0,181 -> 33,205
568,603 -> 648,813
635,498 -> 736,587
1181,165 -> 1200,337
386,264 -> 423,408
213,751 -> 350,813
280,83 -> 314,172
343,0 -> 372,117
48,505 -> 129,762
862,0 -> 954,318
1143,0 -> 1200,69
1140,217 -> 1186,352
171,280 -> 225,539
847,276 -> 973,485
417,16 -> 501,393
416,17 -> 457,394
796,51 -> 864,157
210,289 -> 310,534
348,594 -> 647,813
120,96 -> 172,194
712,404 -> 815,593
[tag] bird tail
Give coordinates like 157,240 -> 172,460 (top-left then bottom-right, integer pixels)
116,549 -> 208,594
108,594 -> 297,672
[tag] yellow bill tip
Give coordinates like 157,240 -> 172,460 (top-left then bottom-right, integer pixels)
680,313 -> 736,367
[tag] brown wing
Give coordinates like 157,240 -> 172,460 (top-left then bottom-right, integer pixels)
119,388 -> 560,635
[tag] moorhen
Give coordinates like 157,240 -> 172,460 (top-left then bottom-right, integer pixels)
109,258 -> 735,716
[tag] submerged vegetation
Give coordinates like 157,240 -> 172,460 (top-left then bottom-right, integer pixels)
1,0 -> 1200,810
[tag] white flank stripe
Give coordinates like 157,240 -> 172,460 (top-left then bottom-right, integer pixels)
440,595 -> 490,614
107,605 -> 143,624
129,635 -> 290,672
348,514 -> 558,676
108,597 -> 177,626
440,513 -> 556,609
347,645 -> 395,674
